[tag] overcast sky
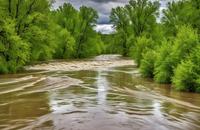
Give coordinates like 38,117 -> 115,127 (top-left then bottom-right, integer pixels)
53,0 -> 169,34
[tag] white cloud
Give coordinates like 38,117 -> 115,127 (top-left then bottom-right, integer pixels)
94,24 -> 115,34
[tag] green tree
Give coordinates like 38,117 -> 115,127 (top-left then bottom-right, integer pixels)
0,0 -> 106,73
140,49 -> 156,78
53,3 -> 79,35
132,35 -> 155,66
22,13 -> 56,61
173,45 -> 200,92
75,6 -> 103,58
126,0 -> 159,37
162,0 -> 200,36
0,19 -> 30,73
110,0 -> 159,56
100,34 -> 117,54
110,7 -> 132,56
54,4 -> 104,58
154,26 -> 199,83
154,40 -> 173,83
53,25 -> 75,59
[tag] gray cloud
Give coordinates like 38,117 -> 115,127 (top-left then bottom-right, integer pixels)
88,0 -> 129,3
53,0 -> 129,24
53,0 -> 169,33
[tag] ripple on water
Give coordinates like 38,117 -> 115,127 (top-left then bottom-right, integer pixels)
0,55 -> 200,130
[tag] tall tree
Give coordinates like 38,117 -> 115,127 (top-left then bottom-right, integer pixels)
110,0 -> 159,56
54,4 -> 103,58
0,19 -> 30,73
126,0 -> 159,37
162,0 -> 200,36
110,7 -> 132,56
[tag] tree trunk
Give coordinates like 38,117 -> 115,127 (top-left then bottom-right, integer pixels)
15,0 -> 21,19
26,0 -> 36,16
8,0 -> 12,16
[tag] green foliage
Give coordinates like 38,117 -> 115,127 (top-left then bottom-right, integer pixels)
154,26 -> 198,83
0,0 -> 103,73
154,41 -> 173,83
162,0 -> 200,36
172,60 -> 197,92
0,19 -> 30,73
109,0 -> 200,93
126,0 -> 159,37
0,0 -> 56,67
140,50 -> 156,78
135,0 -> 199,88
132,35 -> 154,66
22,13 -> 56,61
74,6 -> 103,58
110,6 -> 131,56
173,45 -> 200,92
52,3 -> 79,35
101,34 -> 116,54
110,0 -> 159,56
54,4 -> 104,58
53,25 -> 75,59
171,26 -> 199,60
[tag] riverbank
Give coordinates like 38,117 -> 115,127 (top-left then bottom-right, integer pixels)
25,55 -> 136,72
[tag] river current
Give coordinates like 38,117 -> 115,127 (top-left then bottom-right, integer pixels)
0,55 -> 200,130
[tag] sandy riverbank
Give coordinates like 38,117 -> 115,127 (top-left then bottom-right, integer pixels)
25,55 -> 136,72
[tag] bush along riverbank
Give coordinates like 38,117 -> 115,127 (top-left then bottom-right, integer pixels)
110,0 -> 200,93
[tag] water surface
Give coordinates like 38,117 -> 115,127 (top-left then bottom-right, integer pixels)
0,56 -> 200,130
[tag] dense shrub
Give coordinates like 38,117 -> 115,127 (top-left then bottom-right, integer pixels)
154,41 -> 173,83
172,60 -> 197,92
173,45 -> 200,92
53,25 -> 75,59
132,36 -> 154,66
140,49 -> 157,78
154,26 -> 199,83
111,0 -> 200,93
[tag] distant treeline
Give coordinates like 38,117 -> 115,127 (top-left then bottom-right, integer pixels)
0,0 -> 104,73
109,0 -> 200,92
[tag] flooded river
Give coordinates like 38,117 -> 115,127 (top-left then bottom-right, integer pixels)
0,55 -> 200,130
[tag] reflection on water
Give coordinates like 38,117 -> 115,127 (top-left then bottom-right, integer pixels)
97,69 -> 108,106
0,65 -> 200,130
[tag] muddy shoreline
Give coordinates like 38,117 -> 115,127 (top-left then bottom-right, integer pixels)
25,55 -> 136,72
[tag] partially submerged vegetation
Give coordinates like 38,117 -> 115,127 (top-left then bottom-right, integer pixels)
110,0 -> 200,92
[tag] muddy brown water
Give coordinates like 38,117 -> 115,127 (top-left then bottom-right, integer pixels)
0,55 -> 200,130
